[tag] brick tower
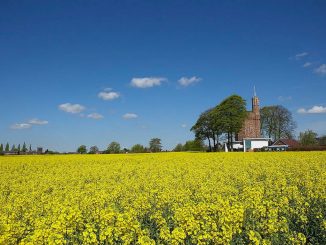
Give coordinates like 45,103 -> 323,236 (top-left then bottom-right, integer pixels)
237,88 -> 261,140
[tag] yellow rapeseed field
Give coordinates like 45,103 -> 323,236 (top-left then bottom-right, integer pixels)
0,152 -> 325,244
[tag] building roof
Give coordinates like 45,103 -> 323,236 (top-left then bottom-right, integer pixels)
272,139 -> 299,147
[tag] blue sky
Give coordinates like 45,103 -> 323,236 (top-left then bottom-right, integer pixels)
1,0 -> 326,151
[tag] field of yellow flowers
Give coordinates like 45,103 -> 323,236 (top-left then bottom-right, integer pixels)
0,152 -> 325,244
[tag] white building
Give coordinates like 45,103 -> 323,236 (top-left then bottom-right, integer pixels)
225,138 -> 270,152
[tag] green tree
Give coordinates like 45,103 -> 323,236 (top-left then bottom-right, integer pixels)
107,141 -> 121,154
218,95 -> 247,151
149,138 -> 162,152
11,144 -> 16,152
299,130 -> 318,146
0,144 -> 3,153
183,139 -> 206,152
17,144 -> 21,153
22,142 -> 27,153
173,143 -> 184,152
29,144 -> 32,152
77,145 -> 87,154
131,144 -> 145,153
5,143 -> 10,152
89,146 -> 99,154
260,105 -> 296,141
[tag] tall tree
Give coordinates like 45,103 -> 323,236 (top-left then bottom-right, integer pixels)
22,142 -> 27,153
107,141 -> 121,154
173,143 -> 184,152
11,144 -> 16,152
0,144 -> 3,153
5,143 -> 10,152
149,138 -> 162,152
17,144 -> 21,153
29,144 -> 32,152
299,130 -> 318,146
89,146 -> 99,154
218,95 -> 247,151
77,145 -> 87,154
260,105 -> 296,141
191,108 -> 221,151
131,144 -> 145,153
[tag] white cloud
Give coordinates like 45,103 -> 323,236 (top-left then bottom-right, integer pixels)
294,52 -> 308,60
314,64 -> 326,75
87,113 -> 104,119
181,124 -> 187,128
58,103 -> 85,114
131,77 -> 166,88
278,96 -> 292,102
28,118 -> 48,125
11,123 -> 32,130
298,106 -> 326,114
303,62 -> 312,68
98,91 -> 120,100
123,113 -> 138,119
178,76 -> 202,87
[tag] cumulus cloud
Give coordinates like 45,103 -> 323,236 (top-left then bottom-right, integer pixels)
123,113 -> 138,119
28,118 -> 48,125
98,91 -> 120,100
131,77 -> 166,88
314,64 -> 326,75
11,123 -> 32,130
297,106 -> 326,114
87,113 -> 104,119
58,103 -> 85,114
303,62 -> 312,68
178,76 -> 202,87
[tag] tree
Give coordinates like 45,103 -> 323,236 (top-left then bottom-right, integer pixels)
318,135 -> 326,146
299,130 -> 318,146
191,109 -> 221,151
107,141 -> 121,154
173,143 -> 184,152
183,139 -> 206,152
0,144 -> 3,153
149,138 -> 162,152
22,142 -> 27,153
29,144 -> 32,152
17,144 -> 21,153
5,143 -> 9,152
89,146 -> 99,154
260,105 -> 296,141
11,144 -> 16,152
77,145 -> 87,154
131,144 -> 145,153
218,95 -> 247,151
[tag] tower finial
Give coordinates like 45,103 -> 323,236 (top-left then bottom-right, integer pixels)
254,85 -> 256,97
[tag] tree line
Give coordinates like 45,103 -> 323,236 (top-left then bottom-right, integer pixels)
0,142 -> 32,154
76,138 -> 163,154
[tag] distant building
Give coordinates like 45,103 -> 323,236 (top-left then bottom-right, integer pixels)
237,88 -> 261,140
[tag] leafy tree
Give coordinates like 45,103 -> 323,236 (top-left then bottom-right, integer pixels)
107,141 -> 121,154
299,130 -> 318,146
260,105 -> 296,141
22,142 -> 27,153
131,144 -> 145,153
149,138 -> 162,152
77,145 -> 87,154
29,144 -> 32,152
17,144 -> 21,153
89,146 -> 99,154
0,144 -> 3,153
191,109 -> 221,151
5,143 -> 10,152
11,144 -> 16,152
173,143 -> 184,152
183,139 -> 206,152
218,95 -> 247,151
